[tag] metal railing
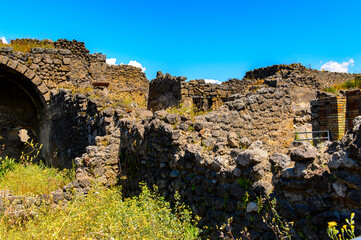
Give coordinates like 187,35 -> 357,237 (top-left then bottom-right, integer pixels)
294,130 -> 330,142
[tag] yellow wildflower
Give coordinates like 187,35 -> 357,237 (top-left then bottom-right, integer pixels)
328,221 -> 337,227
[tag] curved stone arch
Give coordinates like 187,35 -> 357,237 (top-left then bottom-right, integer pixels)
0,56 -> 51,160
0,55 -> 50,103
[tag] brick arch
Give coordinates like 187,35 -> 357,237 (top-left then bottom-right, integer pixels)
0,55 -> 50,103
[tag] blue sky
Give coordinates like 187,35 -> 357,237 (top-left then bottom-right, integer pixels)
1,0 -> 361,82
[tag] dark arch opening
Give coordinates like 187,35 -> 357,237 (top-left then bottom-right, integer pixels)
0,64 -> 49,160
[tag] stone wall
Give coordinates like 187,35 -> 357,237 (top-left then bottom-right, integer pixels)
114,90 -> 361,239
1,82 -> 361,239
105,65 -> 149,107
54,39 -> 90,60
147,72 -> 183,111
148,64 -> 354,117
0,39 -> 149,99
245,63 -> 355,89
0,39 -> 149,164
2,39 -> 361,239
148,72 -> 257,112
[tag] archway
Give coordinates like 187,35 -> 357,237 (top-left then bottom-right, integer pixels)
0,62 -> 50,161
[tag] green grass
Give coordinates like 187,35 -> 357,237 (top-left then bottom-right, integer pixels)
0,150 -> 200,239
0,183 -> 200,240
0,162 -> 73,196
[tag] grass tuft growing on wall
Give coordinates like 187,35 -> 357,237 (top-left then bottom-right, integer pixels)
324,76 -> 361,93
0,39 -> 54,52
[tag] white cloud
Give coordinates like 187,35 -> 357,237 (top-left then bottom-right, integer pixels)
204,79 -> 221,84
0,36 -> 8,44
106,58 -> 146,72
106,58 -> 117,65
320,59 -> 354,73
128,60 -> 146,72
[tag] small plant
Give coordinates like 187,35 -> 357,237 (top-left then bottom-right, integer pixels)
324,87 -> 337,94
262,196 -> 294,240
256,196 -> 264,213
20,140 -> 42,164
327,213 -> 356,240
218,217 -> 251,240
188,125 -> 195,132
237,178 -> 252,189
241,191 -> 250,210
0,156 -> 16,178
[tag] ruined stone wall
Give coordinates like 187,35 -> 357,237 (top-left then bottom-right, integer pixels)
0,39 -> 149,165
245,63 -> 355,89
1,82 -> 361,239
148,64 -> 353,114
0,39 -> 149,100
105,65 -> 149,107
148,73 -> 256,112
54,39 -> 90,60
49,90 -> 104,168
114,89 -> 361,239
148,72 -> 183,111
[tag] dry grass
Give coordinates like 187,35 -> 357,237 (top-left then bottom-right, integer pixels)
0,39 -> 54,52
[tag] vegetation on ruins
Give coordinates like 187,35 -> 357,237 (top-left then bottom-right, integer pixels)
0,142 -> 73,195
167,103 -> 209,117
0,183 -> 200,239
327,213 -> 356,240
0,161 -> 73,195
324,75 -> 361,93
0,144 -> 200,239
0,38 -> 54,52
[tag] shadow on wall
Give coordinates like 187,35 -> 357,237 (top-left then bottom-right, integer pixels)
0,64 -> 49,160
48,90 -> 106,169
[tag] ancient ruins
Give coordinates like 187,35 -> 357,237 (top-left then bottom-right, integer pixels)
0,39 -> 361,239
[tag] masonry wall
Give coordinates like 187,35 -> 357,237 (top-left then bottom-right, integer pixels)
148,72 -> 256,112
111,87 -> 361,239
0,39 -> 149,166
0,39 -> 149,101
312,90 -> 361,141
346,90 -> 361,130
147,72 -> 183,111
312,96 -> 347,140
